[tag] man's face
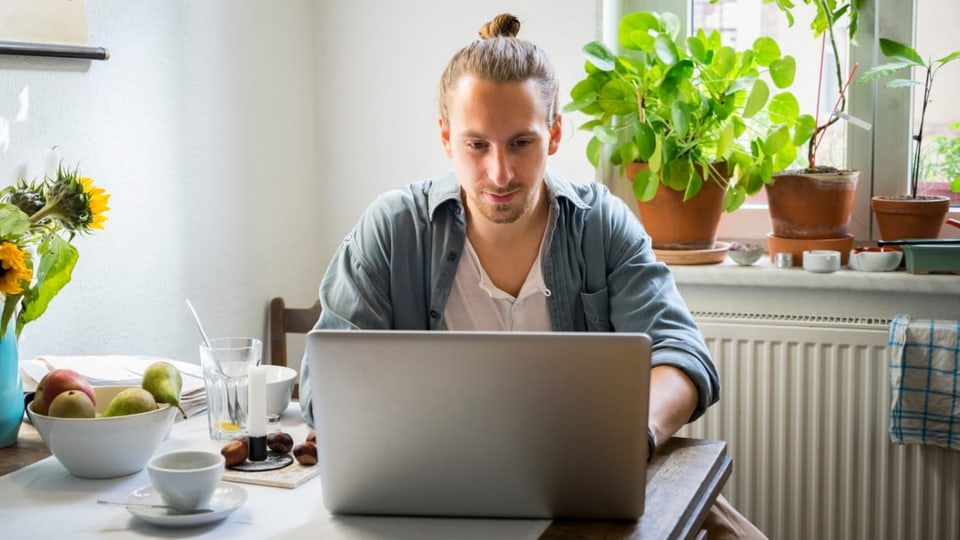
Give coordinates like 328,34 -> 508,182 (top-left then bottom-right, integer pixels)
440,75 -> 561,225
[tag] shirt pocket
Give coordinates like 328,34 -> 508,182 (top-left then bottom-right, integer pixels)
580,288 -> 612,331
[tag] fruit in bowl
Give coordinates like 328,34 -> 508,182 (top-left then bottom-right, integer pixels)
27,385 -> 176,479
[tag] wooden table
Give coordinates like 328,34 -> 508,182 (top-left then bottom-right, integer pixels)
2,421 -> 729,539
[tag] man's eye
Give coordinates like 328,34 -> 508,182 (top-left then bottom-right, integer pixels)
512,139 -> 533,148
466,141 -> 488,150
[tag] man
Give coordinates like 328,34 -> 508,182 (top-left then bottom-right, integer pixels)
300,13 -> 762,539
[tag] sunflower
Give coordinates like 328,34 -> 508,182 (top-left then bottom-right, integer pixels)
0,241 -> 33,295
78,176 -> 110,230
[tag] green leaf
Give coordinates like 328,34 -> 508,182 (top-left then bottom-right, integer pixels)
598,80 -> 638,115
951,176 -> 960,192
768,92 -> 800,124
793,114 -> 817,146
752,36 -> 781,66
731,115 -> 746,138
586,137 -> 602,169
672,101 -> 690,139
717,122 -> 734,161
879,38 -> 924,66
713,46 -> 736,76
724,185 -> 746,212
18,235 -> 79,333
632,167 -> 659,201
858,61 -> 914,84
660,12 -> 683,39
583,41 -> 616,71
687,36 -> 707,63
635,122 -> 657,161
726,76 -> 756,95
886,79 -> 922,88
769,56 -> 796,89
619,12 -> 660,51
0,203 -> 30,240
563,96 -> 596,113
743,79 -> 770,119
654,35 -> 680,65
577,119 -> 603,132
619,141 -> 639,165
649,135 -> 663,173
763,124 -> 791,155
679,164 -> 701,201
1,294 -> 20,339
592,124 -> 619,144
774,141 -> 797,171
936,50 -> 960,65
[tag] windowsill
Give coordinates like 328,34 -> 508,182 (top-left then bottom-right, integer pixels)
670,258 -> 958,294
670,258 -> 960,321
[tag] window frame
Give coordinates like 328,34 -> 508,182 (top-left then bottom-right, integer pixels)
600,0 -> 959,243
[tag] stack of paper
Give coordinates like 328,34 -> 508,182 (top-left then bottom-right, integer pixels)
21,355 -> 208,419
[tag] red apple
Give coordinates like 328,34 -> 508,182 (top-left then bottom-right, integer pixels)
33,369 -> 95,415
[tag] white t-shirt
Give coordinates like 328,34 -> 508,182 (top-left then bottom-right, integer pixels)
443,233 -> 552,332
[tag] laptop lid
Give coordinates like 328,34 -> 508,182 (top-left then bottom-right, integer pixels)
306,330 -> 651,519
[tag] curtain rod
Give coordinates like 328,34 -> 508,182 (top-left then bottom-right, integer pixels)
0,40 -> 109,61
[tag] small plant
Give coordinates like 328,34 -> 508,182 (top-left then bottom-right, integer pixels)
731,0 -> 865,171
858,39 -> 960,197
564,11 -> 811,212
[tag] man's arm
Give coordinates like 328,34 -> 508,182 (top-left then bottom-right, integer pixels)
647,364 -> 699,448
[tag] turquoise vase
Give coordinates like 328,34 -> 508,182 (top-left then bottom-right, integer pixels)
0,324 -> 22,448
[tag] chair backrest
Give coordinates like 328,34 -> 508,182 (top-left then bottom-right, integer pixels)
268,297 -> 322,398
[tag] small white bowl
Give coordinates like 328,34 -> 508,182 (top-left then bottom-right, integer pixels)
727,243 -> 764,266
802,250 -> 841,273
27,385 -> 176,478
849,248 -> 902,272
265,365 -> 297,418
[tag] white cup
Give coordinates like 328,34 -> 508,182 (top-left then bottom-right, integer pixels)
802,250 -> 841,273
147,450 -> 224,512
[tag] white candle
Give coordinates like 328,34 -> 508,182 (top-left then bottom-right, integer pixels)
248,365 -> 267,437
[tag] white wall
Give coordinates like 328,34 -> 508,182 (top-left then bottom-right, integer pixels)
0,1 -> 597,368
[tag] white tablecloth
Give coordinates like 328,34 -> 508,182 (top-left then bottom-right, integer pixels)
2,406 -> 549,540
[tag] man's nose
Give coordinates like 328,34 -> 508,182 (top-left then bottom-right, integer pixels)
486,148 -> 511,187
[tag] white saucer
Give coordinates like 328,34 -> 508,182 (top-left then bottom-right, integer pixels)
124,481 -> 247,528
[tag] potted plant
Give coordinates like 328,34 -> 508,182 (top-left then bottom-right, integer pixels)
858,38 -> 960,240
745,0 -> 864,255
564,10 -> 810,252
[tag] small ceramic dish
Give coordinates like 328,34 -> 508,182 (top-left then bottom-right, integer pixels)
848,247 -> 902,272
802,250 -> 841,273
727,242 -> 763,266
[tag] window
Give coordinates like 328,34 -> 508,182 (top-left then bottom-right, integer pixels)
606,0 -> 958,242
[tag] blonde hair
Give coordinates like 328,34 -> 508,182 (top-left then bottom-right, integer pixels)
438,13 -> 559,127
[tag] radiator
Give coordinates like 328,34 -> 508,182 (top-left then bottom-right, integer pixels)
679,312 -> 960,540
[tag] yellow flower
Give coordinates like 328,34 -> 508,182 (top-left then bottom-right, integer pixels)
79,176 -> 110,230
0,241 -> 33,296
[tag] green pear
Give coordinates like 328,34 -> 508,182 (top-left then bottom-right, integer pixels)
48,389 -> 96,418
102,388 -> 158,417
142,361 -> 185,417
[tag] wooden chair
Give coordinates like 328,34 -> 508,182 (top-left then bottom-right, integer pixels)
268,297 -> 322,399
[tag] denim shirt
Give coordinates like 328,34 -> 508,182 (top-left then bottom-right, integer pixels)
299,170 -> 720,426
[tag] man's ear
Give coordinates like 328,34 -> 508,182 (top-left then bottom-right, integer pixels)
439,117 -> 452,157
547,114 -> 562,155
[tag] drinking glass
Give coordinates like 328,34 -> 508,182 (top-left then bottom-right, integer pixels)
199,337 -> 262,440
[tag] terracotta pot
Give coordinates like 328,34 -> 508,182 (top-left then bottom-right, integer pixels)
630,162 -> 727,250
765,170 -> 859,239
872,195 -> 950,240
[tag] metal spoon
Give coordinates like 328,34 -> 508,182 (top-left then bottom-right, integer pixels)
185,298 -> 225,377
97,500 -> 214,515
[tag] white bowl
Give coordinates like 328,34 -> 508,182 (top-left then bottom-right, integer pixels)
849,248 -> 902,272
265,365 -> 297,418
27,385 -> 177,479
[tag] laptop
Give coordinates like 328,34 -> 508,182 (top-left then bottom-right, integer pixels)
305,330 -> 652,520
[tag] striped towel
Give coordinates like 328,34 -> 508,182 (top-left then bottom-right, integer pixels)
889,315 -> 960,450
